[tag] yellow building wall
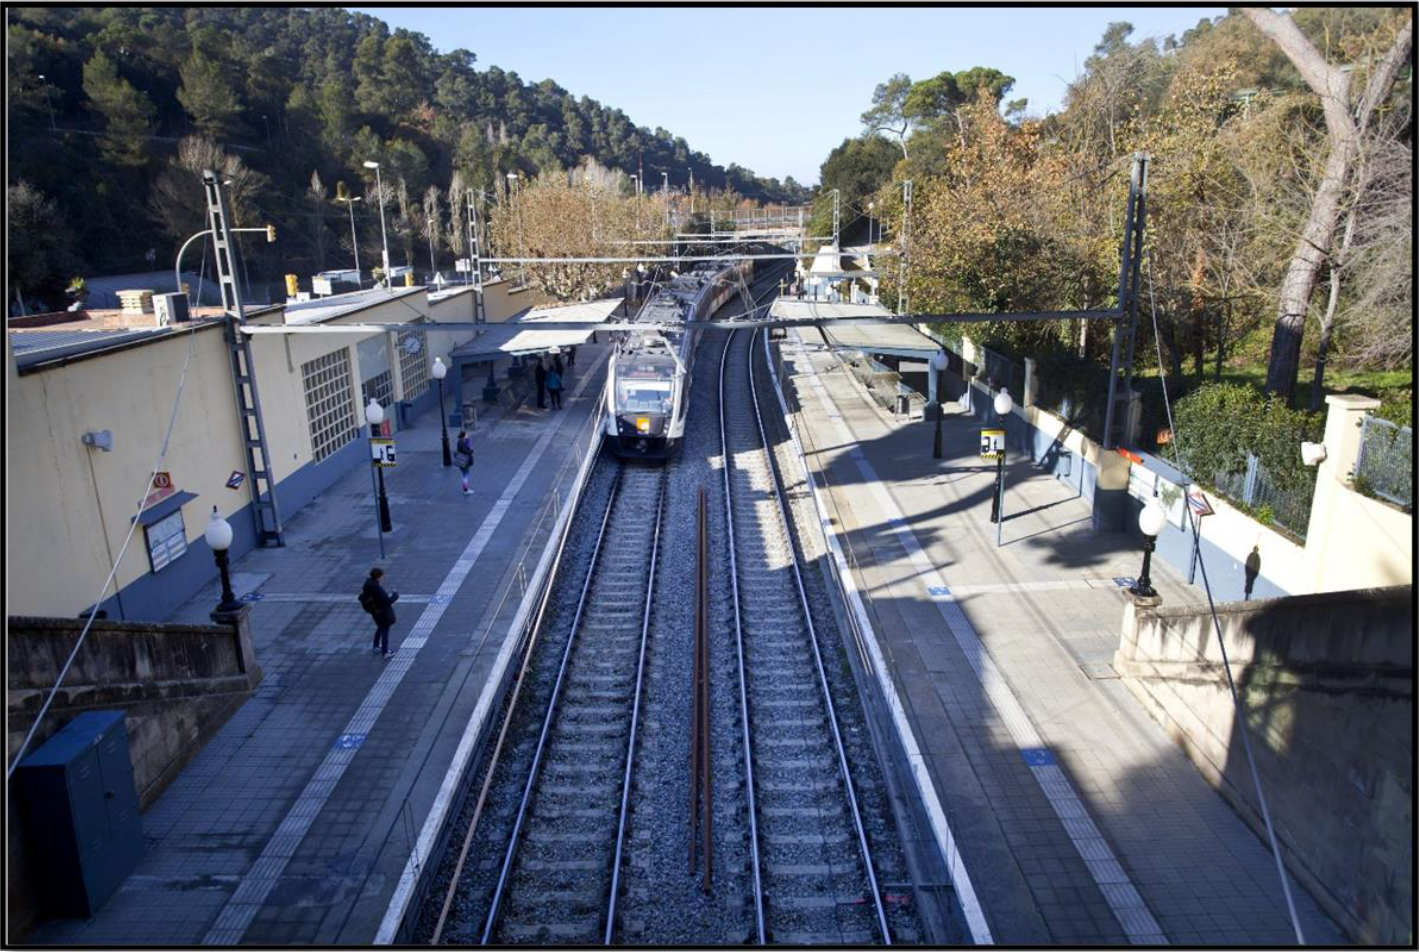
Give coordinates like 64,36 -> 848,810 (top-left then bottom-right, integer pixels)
6,326 -> 246,617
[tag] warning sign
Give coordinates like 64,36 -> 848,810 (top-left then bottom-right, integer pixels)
370,438 -> 398,467
979,429 -> 1005,460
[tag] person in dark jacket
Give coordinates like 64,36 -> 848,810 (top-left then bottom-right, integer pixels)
546,367 -> 563,409
362,567 -> 400,657
551,347 -> 564,376
566,345 -> 576,370
533,355 -> 547,409
455,429 -> 474,495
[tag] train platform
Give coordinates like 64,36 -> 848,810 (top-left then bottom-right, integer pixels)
773,330 -> 1346,945
26,346 -> 611,946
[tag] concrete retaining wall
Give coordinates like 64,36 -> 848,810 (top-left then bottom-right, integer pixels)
1113,587 -> 1413,945
7,612 -> 261,941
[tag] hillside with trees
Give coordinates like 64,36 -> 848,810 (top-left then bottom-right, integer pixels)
6,6 -> 810,308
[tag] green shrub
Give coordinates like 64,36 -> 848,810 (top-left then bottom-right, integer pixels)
1166,382 -> 1323,490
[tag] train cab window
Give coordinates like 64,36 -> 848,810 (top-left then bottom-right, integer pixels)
617,379 -> 672,413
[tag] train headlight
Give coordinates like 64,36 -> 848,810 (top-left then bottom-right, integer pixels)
636,417 -> 651,433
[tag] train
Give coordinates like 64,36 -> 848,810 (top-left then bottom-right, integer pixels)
604,255 -> 755,459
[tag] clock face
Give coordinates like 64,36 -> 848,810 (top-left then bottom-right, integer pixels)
403,335 -> 424,355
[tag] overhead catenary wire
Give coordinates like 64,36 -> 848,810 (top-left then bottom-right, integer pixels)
8,322 -> 203,779
1144,255 -> 1307,945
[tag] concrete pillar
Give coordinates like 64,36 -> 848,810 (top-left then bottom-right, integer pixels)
1091,445 -> 1132,533
1302,394 -> 1382,591
1023,357 -> 1038,408
210,603 -> 262,689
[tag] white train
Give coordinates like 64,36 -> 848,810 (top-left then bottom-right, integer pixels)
605,257 -> 754,459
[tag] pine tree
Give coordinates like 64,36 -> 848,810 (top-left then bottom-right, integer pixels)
82,49 -> 157,168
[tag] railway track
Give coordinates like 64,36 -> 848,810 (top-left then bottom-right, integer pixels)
429,461 -> 664,945
719,326 -> 892,945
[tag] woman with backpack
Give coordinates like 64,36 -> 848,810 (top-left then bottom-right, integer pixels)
454,428 -> 474,495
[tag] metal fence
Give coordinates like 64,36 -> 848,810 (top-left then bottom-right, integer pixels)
1210,453 -> 1314,540
1355,415 -> 1413,509
978,346 -> 1024,398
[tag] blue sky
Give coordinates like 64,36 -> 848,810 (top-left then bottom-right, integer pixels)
352,6 -> 1226,186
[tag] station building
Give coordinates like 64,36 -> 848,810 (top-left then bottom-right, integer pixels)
6,279 -> 543,622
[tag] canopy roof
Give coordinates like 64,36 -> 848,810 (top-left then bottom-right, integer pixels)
448,297 -> 622,360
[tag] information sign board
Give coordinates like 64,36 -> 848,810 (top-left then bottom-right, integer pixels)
979,429 -> 1005,460
370,439 -> 397,467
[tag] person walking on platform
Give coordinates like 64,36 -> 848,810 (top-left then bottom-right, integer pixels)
546,365 -> 563,410
533,355 -> 547,409
566,345 -> 577,371
454,428 -> 474,495
360,567 -> 400,657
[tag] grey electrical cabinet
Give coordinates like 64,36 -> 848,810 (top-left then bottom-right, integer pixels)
17,710 -> 144,918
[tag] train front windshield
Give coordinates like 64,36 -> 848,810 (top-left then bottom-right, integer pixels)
616,378 -> 672,413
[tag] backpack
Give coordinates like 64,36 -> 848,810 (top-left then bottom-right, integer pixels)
358,588 -> 377,614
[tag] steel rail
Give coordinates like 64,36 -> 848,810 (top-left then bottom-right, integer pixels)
718,325 -> 768,946
603,476 -> 666,943
478,464 -> 638,944
428,412 -> 608,945
744,326 -> 892,943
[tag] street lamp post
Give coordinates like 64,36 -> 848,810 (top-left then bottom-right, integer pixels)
365,399 -> 393,551
37,74 -> 56,131
990,388 -> 1014,547
867,201 -> 875,249
204,507 -> 244,614
338,195 -> 362,284
506,172 -> 524,285
432,357 -> 451,467
1130,500 -> 1168,597
929,349 -> 948,460
363,161 -> 391,285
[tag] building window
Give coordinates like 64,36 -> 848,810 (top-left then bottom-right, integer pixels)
303,348 -> 357,463
363,369 -> 393,412
398,328 -> 431,401
145,509 -> 188,572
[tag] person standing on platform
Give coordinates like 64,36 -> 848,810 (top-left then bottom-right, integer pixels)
533,355 -> 547,409
566,344 -> 577,371
546,365 -> 563,410
454,429 -> 474,495
361,567 -> 400,657
551,347 -> 564,377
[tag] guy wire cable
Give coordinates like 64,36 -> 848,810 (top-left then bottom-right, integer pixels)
9,322 -> 203,778
1144,254 -> 1307,944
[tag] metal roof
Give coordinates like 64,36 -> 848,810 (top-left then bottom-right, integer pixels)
80,271 -> 222,309
769,299 -> 940,358
449,298 -> 622,361
281,286 -> 426,325
8,325 -> 207,371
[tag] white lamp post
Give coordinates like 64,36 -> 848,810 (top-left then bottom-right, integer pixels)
362,161 -> 391,285
366,398 -> 392,552
338,195 -> 362,284
204,507 -> 243,613
432,356 -> 451,467
991,388 -> 1014,544
1130,499 -> 1169,598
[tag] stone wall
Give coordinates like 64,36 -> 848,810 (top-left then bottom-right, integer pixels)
1114,587 -> 1413,945
6,611 -> 261,941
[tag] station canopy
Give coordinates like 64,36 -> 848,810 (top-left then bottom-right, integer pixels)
449,298 -> 621,361
768,299 -> 941,359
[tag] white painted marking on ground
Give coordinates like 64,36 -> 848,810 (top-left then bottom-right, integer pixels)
203,366 -> 604,946
767,333 -> 995,946
792,336 -> 1167,945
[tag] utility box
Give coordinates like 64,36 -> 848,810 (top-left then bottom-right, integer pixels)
16,711 -> 144,919
153,292 -> 191,325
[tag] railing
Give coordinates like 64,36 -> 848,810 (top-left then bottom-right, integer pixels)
978,346 -> 1024,399
1355,414 -> 1413,509
1210,453 -> 1314,540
